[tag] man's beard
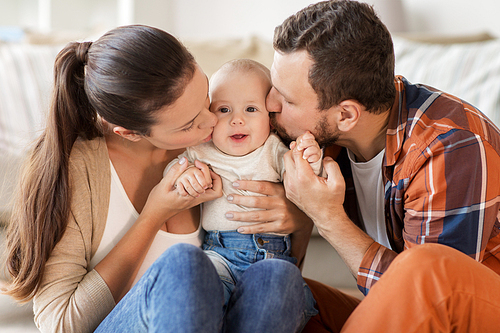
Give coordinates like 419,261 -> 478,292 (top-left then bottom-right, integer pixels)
270,112 -> 339,148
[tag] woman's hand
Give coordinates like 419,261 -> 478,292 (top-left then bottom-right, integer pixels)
142,157 -> 222,230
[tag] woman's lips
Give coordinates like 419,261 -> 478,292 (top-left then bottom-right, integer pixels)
203,133 -> 212,142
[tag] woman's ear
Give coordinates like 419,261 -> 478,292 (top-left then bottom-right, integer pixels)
112,126 -> 142,142
336,100 -> 363,132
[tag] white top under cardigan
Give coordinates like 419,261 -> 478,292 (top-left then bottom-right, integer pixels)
33,137 -> 204,333
89,160 -> 204,286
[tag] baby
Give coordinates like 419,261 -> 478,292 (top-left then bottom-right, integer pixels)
166,59 -> 322,315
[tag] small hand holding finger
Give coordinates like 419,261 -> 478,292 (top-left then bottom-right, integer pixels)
141,157 -> 194,227
175,167 -> 208,197
192,168 -> 223,204
194,160 -> 213,189
283,141 -> 322,214
294,131 -> 315,151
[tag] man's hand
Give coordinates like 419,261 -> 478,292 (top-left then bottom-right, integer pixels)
226,179 -> 314,265
283,143 -> 346,224
284,146 -> 375,276
225,180 -> 312,235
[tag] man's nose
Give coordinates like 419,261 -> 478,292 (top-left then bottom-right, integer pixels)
266,87 -> 282,113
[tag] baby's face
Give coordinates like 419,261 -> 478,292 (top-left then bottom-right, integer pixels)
209,70 -> 271,156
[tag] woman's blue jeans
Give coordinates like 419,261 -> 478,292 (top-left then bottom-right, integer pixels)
95,243 -> 308,332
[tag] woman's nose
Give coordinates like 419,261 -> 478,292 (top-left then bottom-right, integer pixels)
201,109 -> 218,128
266,87 -> 282,113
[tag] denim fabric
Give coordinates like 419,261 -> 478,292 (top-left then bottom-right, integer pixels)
95,243 -> 224,332
203,231 -> 318,331
94,242 -> 314,333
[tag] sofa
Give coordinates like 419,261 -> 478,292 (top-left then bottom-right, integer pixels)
1,32 -> 500,331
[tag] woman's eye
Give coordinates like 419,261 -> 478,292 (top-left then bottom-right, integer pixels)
182,123 -> 194,132
246,107 -> 257,112
219,107 -> 230,113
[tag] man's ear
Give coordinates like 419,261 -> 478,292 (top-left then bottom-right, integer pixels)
336,100 -> 363,132
112,126 -> 143,142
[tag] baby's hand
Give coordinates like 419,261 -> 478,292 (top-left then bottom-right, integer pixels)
175,160 -> 213,197
291,131 -> 321,163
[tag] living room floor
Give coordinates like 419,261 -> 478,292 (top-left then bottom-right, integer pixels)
0,228 -> 362,332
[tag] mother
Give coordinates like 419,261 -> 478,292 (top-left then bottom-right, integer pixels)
4,25 -> 313,332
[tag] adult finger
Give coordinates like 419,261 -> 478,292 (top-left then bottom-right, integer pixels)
164,157 -> 189,189
237,221 -> 293,235
231,179 -> 282,197
322,156 -> 344,184
226,205 -> 283,223
200,169 -> 223,201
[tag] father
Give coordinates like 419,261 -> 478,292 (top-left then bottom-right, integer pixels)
267,0 -> 500,332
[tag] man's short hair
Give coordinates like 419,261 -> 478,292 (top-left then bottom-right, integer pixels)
274,0 -> 396,113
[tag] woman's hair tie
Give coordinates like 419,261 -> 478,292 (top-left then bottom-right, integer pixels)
76,41 -> 93,65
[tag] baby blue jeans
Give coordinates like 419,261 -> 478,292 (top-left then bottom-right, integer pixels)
203,230 -> 318,331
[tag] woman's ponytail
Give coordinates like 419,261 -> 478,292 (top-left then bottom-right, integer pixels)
4,25 -> 197,301
4,41 -> 101,301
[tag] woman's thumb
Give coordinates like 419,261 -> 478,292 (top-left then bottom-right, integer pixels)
165,157 -> 189,188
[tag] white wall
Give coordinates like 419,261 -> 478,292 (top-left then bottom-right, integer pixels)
403,0 -> 500,36
1,0 -> 500,40
153,0 -> 500,40
168,0 -> 318,41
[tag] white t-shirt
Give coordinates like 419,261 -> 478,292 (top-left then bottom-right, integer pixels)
88,160 -> 204,287
348,148 -> 392,249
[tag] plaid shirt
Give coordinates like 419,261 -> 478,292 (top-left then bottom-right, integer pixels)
331,76 -> 500,295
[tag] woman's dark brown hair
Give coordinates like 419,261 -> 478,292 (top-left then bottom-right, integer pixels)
273,0 -> 396,113
4,25 -> 196,301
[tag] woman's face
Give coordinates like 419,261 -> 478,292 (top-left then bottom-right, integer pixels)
145,66 -> 217,150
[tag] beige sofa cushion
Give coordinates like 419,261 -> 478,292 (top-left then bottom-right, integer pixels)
0,43 -> 62,223
393,36 -> 500,125
183,36 -> 275,78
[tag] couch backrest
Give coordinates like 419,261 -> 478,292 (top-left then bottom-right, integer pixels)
2,36 -> 500,220
393,36 -> 500,126
0,43 -> 62,156
0,43 -> 62,219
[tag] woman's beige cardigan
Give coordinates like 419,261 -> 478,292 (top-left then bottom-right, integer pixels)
33,137 -> 115,333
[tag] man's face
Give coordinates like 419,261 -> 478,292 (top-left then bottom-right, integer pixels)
266,50 -> 339,147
